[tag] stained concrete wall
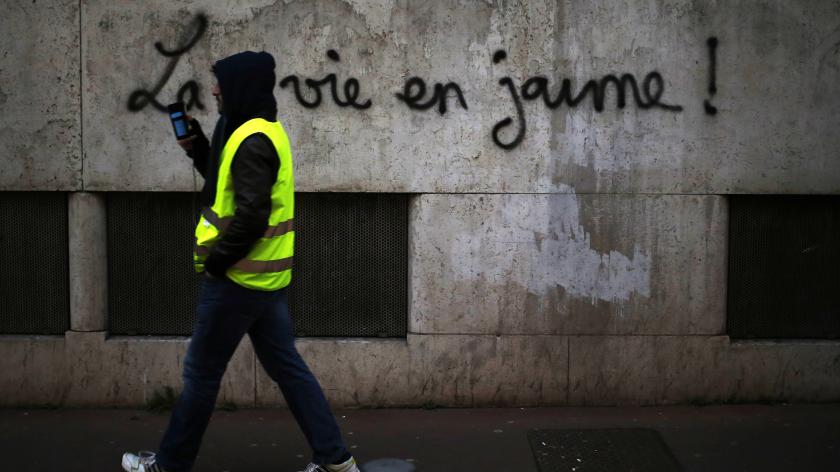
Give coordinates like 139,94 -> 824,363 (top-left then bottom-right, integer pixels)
76,0 -> 840,193
410,194 -> 727,335
0,0 -> 81,190
4,333 -> 840,407
2,0 -> 840,407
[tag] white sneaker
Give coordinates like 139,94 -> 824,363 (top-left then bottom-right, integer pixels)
301,456 -> 361,472
121,450 -> 168,472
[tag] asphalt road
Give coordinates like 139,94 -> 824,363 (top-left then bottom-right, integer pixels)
1,404 -> 838,471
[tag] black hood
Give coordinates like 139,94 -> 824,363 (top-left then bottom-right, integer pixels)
198,51 -> 277,208
212,50 -> 278,137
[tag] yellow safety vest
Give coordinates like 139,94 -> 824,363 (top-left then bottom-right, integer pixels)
193,118 -> 295,291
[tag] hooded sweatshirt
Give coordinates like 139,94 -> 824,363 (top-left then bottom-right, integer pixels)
186,51 -> 282,279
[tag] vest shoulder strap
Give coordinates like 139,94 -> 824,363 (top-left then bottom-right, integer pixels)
222,118 -> 283,159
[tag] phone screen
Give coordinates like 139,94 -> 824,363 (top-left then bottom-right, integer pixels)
170,111 -> 189,138
167,102 -> 192,139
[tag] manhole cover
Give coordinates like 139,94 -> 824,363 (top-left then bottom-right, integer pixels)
528,428 -> 682,472
361,458 -> 416,472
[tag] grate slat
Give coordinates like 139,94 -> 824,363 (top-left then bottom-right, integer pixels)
107,192 -> 201,335
727,195 -> 840,339
0,192 -> 70,334
289,193 -> 408,338
107,192 -> 408,337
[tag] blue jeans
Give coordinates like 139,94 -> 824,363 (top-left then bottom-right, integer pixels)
155,275 -> 348,471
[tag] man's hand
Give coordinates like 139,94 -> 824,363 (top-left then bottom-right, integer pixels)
178,135 -> 198,151
177,115 -> 198,151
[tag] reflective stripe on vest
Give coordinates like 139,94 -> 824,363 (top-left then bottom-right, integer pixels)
193,118 -> 295,291
199,207 -> 294,236
193,215 -> 294,260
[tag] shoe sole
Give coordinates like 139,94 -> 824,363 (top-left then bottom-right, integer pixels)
121,453 -> 136,471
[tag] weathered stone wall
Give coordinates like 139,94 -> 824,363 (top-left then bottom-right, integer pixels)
80,0 -> 840,193
0,0 -> 80,190
2,0 -> 840,407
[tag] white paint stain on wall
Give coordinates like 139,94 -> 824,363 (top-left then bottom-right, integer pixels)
447,190 -> 651,304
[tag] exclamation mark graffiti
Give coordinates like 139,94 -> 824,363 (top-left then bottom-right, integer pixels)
704,37 -> 719,115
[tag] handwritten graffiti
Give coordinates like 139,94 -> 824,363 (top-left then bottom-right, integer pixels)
491,51 -> 525,150
491,49 -> 684,149
704,37 -> 719,115
127,13 -> 207,113
126,13 -> 719,150
279,50 -> 372,109
395,78 -> 468,115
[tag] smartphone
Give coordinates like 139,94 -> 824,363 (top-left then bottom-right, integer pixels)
167,102 -> 193,139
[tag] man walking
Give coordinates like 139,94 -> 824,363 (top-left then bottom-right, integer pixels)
121,51 -> 359,472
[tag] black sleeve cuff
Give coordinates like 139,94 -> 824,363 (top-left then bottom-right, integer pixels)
185,119 -> 210,158
204,252 -> 232,278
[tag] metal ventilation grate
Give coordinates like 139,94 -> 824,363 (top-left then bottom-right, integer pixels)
289,193 -> 408,337
728,195 -> 840,339
106,192 -> 408,337
0,192 -> 70,334
107,192 -> 201,335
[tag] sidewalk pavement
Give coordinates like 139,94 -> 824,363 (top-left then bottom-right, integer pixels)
1,404 -> 838,471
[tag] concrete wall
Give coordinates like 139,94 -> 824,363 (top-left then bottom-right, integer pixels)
0,0 -> 80,190
79,0 -> 840,193
2,0 -> 840,407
